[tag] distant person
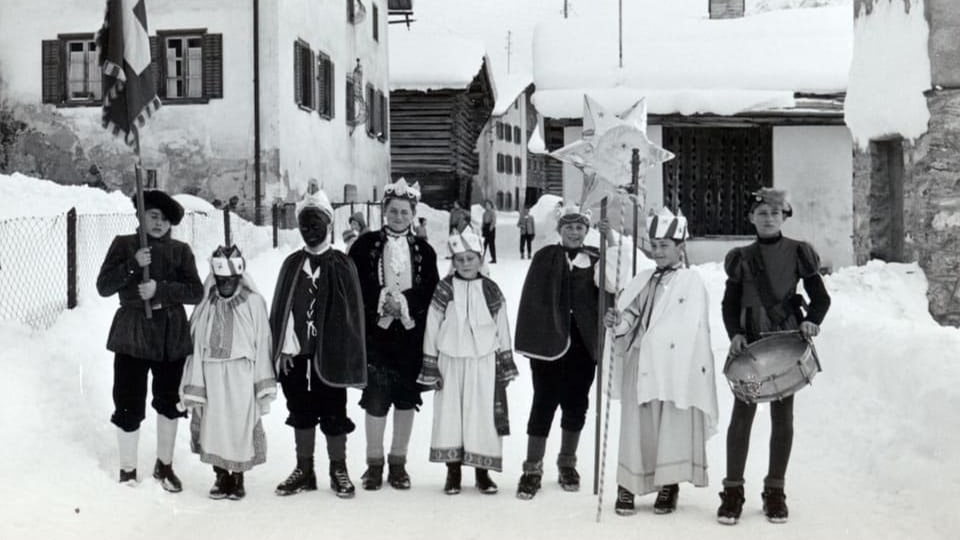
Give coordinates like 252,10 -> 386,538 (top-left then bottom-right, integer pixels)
96,189 -> 203,491
517,207 -> 536,259
716,188 -> 831,525
418,226 -> 517,495
449,200 -> 470,234
180,244 -> 276,500
343,212 -> 368,252
415,217 -> 429,240
481,200 -> 497,264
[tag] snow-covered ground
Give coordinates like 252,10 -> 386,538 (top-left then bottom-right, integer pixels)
1,178 -> 959,539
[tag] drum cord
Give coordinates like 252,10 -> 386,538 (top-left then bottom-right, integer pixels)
595,191 -> 630,522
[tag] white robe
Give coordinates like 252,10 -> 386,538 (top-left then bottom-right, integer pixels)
609,267 -> 718,494
181,277 -> 276,471
421,276 -> 514,471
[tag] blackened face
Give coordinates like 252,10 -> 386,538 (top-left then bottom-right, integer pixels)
298,208 -> 330,247
215,275 -> 241,297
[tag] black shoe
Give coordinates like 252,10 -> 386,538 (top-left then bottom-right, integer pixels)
329,460 -> 356,499
444,463 -> 462,495
209,467 -> 233,500
475,468 -> 498,494
275,465 -> 317,496
229,472 -> 245,500
361,464 -> 383,491
516,473 -> 542,500
717,485 -> 746,525
118,469 -> 137,484
615,486 -> 637,516
762,488 -> 789,523
653,484 -> 679,514
152,459 -> 182,493
558,466 -> 580,492
388,463 -> 411,490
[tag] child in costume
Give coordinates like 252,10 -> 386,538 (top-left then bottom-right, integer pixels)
417,227 -> 518,495
604,208 -> 718,516
96,190 -> 203,491
716,188 -> 831,525
349,178 -> 439,491
180,245 -> 276,500
270,181 -> 367,499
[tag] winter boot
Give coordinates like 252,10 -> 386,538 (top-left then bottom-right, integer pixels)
275,457 -> 317,496
615,486 -> 637,516
762,487 -> 789,523
444,463 -> 462,495
229,472 -> 245,501
717,485 -> 746,525
557,466 -> 580,492
557,447 -> 580,492
209,466 -> 233,500
516,460 -> 543,500
388,463 -> 411,490
361,461 -> 384,491
653,484 -> 679,514
475,468 -> 498,494
118,469 -> 138,485
152,459 -> 182,493
329,460 -> 356,499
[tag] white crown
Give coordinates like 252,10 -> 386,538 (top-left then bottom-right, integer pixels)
383,177 -> 421,203
295,178 -> 334,220
448,226 -> 483,255
646,207 -> 688,241
556,204 -> 591,226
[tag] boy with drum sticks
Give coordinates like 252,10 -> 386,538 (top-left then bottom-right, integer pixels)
717,188 -> 831,525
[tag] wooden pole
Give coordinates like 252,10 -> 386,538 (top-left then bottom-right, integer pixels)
223,206 -> 232,247
593,196 -> 608,495
272,202 -> 279,248
631,148 -> 641,276
133,129 -> 152,320
66,207 -> 77,309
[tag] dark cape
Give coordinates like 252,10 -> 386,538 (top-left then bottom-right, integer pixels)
269,248 -> 366,388
514,244 -> 609,362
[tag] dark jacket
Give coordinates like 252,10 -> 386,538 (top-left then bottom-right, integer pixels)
96,232 -> 203,361
348,228 -> 439,380
269,248 -> 367,388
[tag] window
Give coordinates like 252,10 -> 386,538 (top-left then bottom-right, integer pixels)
505,154 -> 513,174
661,126 -> 773,236
504,123 -> 512,143
317,52 -> 335,118
152,31 -> 222,102
42,35 -> 101,106
345,74 -> 356,123
514,126 -> 522,144
496,153 -> 504,173
505,192 -> 513,210
145,169 -> 158,189
496,191 -> 504,209
377,90 -> 388,141
514,156 -> 522,176
366,83 -> 376,136
294,40 -> 315,110
495,122 -> 503,140
372,3 -> 380,42
162,34 -> 202,98
347,0 -> 356,22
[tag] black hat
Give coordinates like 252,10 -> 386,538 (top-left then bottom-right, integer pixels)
131,190 -> 185,225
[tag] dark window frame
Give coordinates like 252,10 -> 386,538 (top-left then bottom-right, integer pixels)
294,39 -> 315,112
316,51 -> 335,119
365,83 -> 376,137
514,126 -> 522,145
514,156 -> 522,176
372,3 -> 380,42
504,123 -> 512,143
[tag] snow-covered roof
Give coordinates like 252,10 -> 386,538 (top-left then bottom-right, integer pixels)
532,6 -> 852,118
491,73 -> 533,116
389,29 -> 493,93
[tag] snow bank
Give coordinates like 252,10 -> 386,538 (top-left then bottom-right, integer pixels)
0,173 -> 133,218
844,0 -> 931,146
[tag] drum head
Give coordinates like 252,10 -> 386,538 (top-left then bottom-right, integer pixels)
725,332 -> 820,403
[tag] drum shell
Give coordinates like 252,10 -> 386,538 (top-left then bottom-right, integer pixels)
724,332 -> 821,404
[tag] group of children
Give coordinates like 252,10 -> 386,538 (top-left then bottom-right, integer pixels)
98,180 -> 828,525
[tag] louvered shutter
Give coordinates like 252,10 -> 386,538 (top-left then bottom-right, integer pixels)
149,36 -> 163,98
202,33 -> 223,99
293,42 -> 303,106
41,40 -> 63,104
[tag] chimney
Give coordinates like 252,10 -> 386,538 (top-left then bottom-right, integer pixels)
710,0 -> 745,19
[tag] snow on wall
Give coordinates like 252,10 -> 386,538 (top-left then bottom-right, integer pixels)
844,0 -> 932,146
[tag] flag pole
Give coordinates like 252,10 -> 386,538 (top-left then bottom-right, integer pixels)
223,206 -> 232,247
133,126 -> 152,319
593,196 -> 608,496
631,148 -> 640,276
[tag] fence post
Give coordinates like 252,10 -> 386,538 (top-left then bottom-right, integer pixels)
272,202 -> 279,248
66,207 -> 77,309
223,207 -> 232,246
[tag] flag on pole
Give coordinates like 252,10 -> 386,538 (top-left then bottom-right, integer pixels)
98,0 -> 161,146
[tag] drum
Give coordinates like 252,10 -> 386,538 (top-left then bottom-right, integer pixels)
723,331 -> 821,404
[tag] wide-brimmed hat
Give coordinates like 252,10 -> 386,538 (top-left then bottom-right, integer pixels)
749,188 -> 793,218
131,190 -> 184,225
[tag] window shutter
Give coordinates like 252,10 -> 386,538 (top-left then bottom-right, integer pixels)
328,59 -> 335,118
41,40 -> 63,104
293,42 -> 303,106
373,4 -> 380,41
366,84 -> 374,134
307,49 -> 316,110
202,33 -> 223,99
149,36 -> 165,98
379,92 -> 388,140
315,55 -> 323,114
345,77 -> 355,123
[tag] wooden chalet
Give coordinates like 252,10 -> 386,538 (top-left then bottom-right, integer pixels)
389,58 -> 495,208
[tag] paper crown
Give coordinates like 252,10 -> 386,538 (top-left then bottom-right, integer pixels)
295,179 -> 334,220
646,207 -> 689,241
448,226 -> 483,256
556,204 -> 591,227
749,188 -> 793,218
383,177 -> 421,204
210,245 -> 245,276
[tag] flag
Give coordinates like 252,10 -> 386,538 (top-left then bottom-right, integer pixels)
98,0 -> 161,146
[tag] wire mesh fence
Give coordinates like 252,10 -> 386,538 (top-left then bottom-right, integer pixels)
0,213 -> 69,328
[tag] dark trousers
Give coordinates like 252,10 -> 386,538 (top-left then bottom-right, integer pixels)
525,323 -> 596,437
725,395 -> 795,488
483,232 -> 497,262
280,355 -> 355,435
520,234 -> 534,257
111,353 -> 187,432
